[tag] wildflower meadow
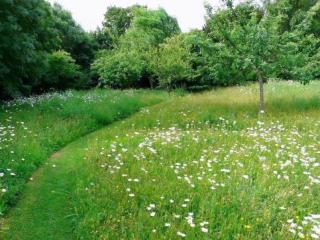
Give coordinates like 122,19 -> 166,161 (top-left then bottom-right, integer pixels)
1,82 -> 320,239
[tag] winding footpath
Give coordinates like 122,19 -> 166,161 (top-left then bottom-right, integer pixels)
1,131 -> 96,239
0,107 -> 150,239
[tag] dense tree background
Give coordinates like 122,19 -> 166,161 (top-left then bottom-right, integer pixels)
0,0 -> 98,99
0,0 -> 58,98
0,0 -> 319,100
51,4 -> 98,70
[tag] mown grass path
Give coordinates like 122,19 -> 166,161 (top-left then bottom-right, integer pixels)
0,97 -> 171,239
1,132 -> 94,239
0,90 -> 167,216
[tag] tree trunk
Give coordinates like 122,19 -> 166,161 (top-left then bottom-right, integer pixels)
256,69 -> 265,113
149,78 -> 154,89
167,84 -> 171,96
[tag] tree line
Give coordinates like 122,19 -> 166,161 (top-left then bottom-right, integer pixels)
1,0 -> 319,110
0,0 -> 97,99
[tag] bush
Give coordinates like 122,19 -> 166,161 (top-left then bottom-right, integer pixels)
92,50 -> 145,88
40,51 -> 85,91
149,34 -> 192,90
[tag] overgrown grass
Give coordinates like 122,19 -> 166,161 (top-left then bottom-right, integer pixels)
70,81 -> 320,239
3,81 -> 320,239
0,89 -> 168,215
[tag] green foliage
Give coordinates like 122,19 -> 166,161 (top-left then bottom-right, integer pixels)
93,7 -> 180,89
51,4 -> 99,69
150,34 -> 192,90
0,0 -> 59,99
92,50 -> 145,88
274,1 -> 320,82
267,0 -> 319,35
202,0 -> 319,111
0,1 -> 99,99
92,1 -> 319,92
118,7 -> 180,53
92,28 -> 114,50
1,0 -> 320,99
205,2 -> 278,79
102,5 -> 141,44
130,7 -> 180,46
186,30 -> 250,88
40,51 -> 85,90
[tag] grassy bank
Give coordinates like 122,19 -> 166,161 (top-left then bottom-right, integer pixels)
0,89 -> 168,215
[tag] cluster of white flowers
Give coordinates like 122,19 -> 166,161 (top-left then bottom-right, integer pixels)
0,117 -> 25,196
89,113 -> 320,238
3,91 -> 74,108
287,214 -> 320,239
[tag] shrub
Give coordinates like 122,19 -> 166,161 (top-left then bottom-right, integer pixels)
40,51 -> 85,91
149,34 -> 192,90
92,50 -> 145,88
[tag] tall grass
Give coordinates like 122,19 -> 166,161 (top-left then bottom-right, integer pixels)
67,81 -> 320,239
0,89 -> 168,215
3,81 -> 320,239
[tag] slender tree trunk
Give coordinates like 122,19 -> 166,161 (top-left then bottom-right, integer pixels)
149,79 -> 154,89
256,69 -> 265,113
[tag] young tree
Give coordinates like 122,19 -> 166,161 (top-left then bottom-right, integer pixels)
205,2 -> 279,113
205,0 -> 320,113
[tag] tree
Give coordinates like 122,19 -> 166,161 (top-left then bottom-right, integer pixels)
92,28 -> 113,50
101,5 -> 144,47
185,30 -> 251,90
126,7 -> 180,46
0,0 -> 59,99
117,7 -> 181,55
51,4 -> 98,69
93,7 -> 180,89
266,0 -> 319,35
92,49 -> 145,88
279,1 -> 320,82
0,1 -> 97,99
205,2 -> 281,113
150,34 -> 192,91
204,0 -> 320,113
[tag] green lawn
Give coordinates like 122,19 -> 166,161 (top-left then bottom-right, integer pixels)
2,82 -> 320,239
